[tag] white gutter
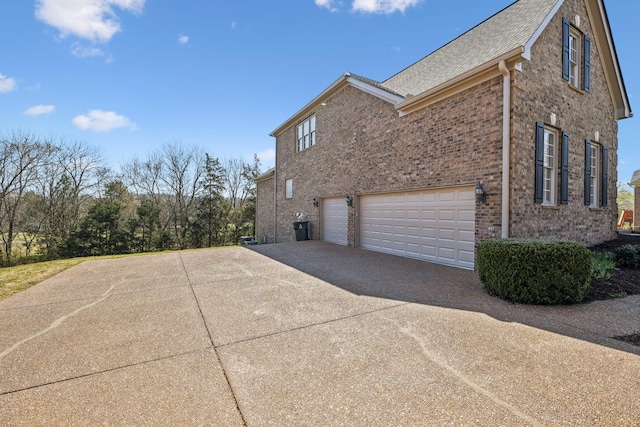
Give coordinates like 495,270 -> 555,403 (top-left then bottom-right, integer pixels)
499,60 -> 510,239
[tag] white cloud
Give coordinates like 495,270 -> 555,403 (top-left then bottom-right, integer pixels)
231,21 -> 236,29
0,74 -> 17,93
178,34 -> 189,45
352,0 -> 422,14
71,44 -> 112,62
257,148 -> 276,166
315,0 -> 340,12
24,104 -> 56,117
72,109 -> 138,133
35,0 -> 145,43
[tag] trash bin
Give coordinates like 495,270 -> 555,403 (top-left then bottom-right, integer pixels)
293,221 -> 309,241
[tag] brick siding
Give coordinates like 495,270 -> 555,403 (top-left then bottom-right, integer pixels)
263,0 -> 620,251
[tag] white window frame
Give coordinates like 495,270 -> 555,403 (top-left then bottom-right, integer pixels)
589,143 -> 600,208
568,29 -> 581,88
285,179 -> 293,199
296,115 -> 316,152
543,127 -> 558,206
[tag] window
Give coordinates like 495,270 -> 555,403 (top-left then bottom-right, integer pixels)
296,115 -> 316,152
535,123 -> 568,205
584,141 -> 609,207
589,143 -> 599,207
563,18 -> 591,92
568,30 -> 580,87
285,179 -> 293,199
542,128 -> 557,205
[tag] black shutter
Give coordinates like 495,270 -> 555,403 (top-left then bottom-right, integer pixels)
584,35 -> 591,92
584,140 -> 592,206
561,132 -> 569,205
535,122 -> 545,203
602,146 -> 608,206
562,18 -> 570,81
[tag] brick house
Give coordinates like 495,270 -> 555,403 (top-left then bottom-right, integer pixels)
255,0 -> 631,270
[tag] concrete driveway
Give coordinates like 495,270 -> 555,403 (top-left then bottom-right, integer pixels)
1,241 -> 638,426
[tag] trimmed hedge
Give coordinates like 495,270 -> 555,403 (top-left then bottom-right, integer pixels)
613,244 -> 640,269
477,239 -> 591,305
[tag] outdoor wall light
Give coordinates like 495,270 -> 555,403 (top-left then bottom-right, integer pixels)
312,198 -> 319,207
345,195 -> 353,207
475,183 -> 486,204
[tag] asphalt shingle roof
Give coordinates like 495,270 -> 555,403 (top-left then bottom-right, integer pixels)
382,0 -> 560,97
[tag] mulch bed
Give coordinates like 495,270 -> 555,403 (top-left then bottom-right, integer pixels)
586,232 -> 640,303
587,232 -> 640,346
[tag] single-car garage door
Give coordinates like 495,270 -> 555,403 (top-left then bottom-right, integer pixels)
322,197 -> 348,246
360,187 -> 475,269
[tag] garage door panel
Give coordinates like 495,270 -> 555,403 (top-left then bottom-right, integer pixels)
322,198 -> 348,246
360,187 -> 476,269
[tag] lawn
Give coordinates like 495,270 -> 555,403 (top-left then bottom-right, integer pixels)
0,259 -> 86,301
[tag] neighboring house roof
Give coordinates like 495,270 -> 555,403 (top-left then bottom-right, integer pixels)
631,170 -> 640,187
383,0 -> 559,97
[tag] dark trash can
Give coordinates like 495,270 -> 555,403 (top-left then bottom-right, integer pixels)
293,221 -> 309,241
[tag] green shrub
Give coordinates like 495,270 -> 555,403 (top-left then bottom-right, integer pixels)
591,251 -> 615,280
477,239 -> 591,305
613,245 -> 640,269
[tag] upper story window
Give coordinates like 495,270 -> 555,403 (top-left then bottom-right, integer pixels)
296,115 -> 316,152
568,30 -> 581,87
563,18 -> 591,92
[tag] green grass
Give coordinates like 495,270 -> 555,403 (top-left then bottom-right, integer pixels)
0,259 -> 86,301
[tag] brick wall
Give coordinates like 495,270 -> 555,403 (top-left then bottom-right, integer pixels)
267,0 -> 621,249
255,174 -> 275,243
509,0 -> 618,245
273,80 -> 504,245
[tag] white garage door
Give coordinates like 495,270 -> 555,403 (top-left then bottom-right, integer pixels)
360,187 -> 475,269
322,197 -> 348,246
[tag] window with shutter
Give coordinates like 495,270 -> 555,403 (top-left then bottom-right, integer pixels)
535,123 -> 559,206
561,132 -> 569,205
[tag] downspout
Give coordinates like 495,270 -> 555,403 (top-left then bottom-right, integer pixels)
499,60 -> 511,238
273,166 -> 277,243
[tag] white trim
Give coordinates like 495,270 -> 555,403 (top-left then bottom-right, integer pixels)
270,73 -> 404,137
499,60 -> 511,239
523,0 -> 565,60
347,77 -> 404,105
396,47 -> 522,116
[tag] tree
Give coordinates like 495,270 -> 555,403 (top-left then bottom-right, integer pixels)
0,132 -> 52,266
617,184 -> 634,215
194,153 -> 226,247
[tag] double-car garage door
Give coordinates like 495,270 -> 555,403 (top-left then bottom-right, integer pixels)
322,187 -> 476,269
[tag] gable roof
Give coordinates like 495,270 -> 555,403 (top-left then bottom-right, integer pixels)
383,0 -> 560,97
631,170 -> 640,187
271,0 -> 631,137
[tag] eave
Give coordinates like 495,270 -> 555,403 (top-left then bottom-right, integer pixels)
395,47 -> 524,116
269,73 -> 405,138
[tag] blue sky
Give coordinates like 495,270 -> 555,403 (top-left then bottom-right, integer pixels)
0,0 -> 637,183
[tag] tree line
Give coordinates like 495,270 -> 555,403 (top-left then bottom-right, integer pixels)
0,131 -> 260,267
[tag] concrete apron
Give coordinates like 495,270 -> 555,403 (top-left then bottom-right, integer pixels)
0,242 -> 638,426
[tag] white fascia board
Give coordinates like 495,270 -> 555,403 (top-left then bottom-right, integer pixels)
346,77 -> 405,105
396,47 -> 523,115
592,0 -> 632,119
270,73 -> 404,137
523,0 -> 565,60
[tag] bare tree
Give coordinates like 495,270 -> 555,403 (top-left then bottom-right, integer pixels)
0,132 -> 52,265
158,142 -> 205,249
